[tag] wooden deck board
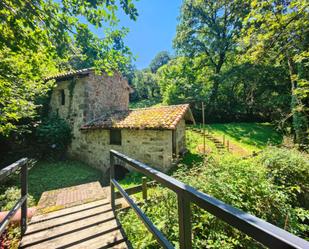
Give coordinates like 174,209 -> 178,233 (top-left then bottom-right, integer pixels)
20,199 -> 129,249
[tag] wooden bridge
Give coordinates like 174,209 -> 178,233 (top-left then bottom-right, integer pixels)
20,199 -> 128,248
19,181 -> 130,249
1,151 -> 309,249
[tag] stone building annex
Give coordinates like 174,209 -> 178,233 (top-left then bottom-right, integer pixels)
47,68 -> 195,177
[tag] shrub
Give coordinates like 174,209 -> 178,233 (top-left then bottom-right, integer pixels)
258,147 -> 309,208
0,186 -> 35,211
119,154 -> 307,248
35,115 -> 72,159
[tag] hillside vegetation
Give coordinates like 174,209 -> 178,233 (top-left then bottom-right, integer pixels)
118,124 -> 309,248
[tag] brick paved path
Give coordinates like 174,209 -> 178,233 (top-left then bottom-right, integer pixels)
36,182 -> 107,214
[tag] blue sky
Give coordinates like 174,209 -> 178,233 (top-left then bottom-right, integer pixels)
117,1 -> 182,69
87,1 -> 180,69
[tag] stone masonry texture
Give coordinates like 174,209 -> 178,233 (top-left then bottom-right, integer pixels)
49,70 -> 187,179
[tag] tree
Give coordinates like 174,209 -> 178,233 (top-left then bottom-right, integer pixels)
149,51 -> 171,73
218,63 -> 291,122
242,0 -> 309,145
0,47 -> 58,135
0,0 -> 138,64
174,0 -> 248,105
157,56 -> 215,121
0,0 -> 138,135
132,69 -> 159,100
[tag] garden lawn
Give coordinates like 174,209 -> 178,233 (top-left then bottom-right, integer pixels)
2,160 -> 103,204
204,122 -> 282,152
29,160 -> 103,202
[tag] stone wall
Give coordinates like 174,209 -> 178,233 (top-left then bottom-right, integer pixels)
175,119 -> 186,154
49,70 -> 130,148
49,77 -> 86,138
70,128 -> 174,182
84,72 -> 130,122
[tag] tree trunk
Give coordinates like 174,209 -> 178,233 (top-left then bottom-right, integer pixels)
207,62 -> 223,117
287,55 -> 308,146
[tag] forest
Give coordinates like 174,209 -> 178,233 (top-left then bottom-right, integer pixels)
129,0 -> 309,148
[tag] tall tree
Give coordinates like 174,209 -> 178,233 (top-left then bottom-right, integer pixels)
132,69 -> 159,99
242,0 -> 309,145
149,51 -> 171,73
174,0 -> 248,105
0,0 -> 138,135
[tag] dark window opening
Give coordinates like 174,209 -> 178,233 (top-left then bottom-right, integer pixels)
114,165 -> 129,180
60,90 -> 65,105
110,129 -> 122,145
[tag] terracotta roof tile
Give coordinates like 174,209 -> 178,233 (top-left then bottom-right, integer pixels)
81,104 -> 195,130
45,68 -> 93,81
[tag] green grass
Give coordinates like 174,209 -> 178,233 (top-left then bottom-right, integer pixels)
193,122 -> 282,152
2,160 -> 103,203
29,160 -> 102,202
118,171 -> 144,189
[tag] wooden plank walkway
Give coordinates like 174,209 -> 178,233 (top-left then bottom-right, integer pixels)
19,182 -> 131,249
20,199 -> 130,248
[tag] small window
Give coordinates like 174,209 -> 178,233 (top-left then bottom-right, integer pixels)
110,130 -> 122,145
60,89 -> 65,105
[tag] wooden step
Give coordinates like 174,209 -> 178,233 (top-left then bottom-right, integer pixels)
20,200 -> 129,249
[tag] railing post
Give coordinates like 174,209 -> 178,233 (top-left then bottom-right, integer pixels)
142,177 -> 147,201
21,161 -> 28,236
178,193 -> 192,249
110,153 -> 115,210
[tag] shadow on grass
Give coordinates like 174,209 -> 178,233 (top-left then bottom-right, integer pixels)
30,161 -> 104,202
180,151 -> 204,166
2,160 -> 103,203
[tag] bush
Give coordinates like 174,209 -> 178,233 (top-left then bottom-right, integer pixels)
0,186 -> 35,211
258,147 -> 309,208
119,153 -> 308,248
35,115 -> 72,159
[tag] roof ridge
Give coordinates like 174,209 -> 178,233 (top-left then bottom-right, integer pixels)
45,68 -> 94,81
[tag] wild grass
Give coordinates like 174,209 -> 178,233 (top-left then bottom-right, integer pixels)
193,122 -> 282,152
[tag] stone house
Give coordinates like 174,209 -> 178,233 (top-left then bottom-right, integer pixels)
48,68 -> 195,177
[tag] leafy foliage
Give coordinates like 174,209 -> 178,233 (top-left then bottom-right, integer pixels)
174,0 -> 249,109
0,186 -> 35,212
0,47 -> 57,135
241,0 -> 309,145
0,0 -> 138,135
131,69 -> 159,101
35,115 -> 72,159
259,147 -> 309,208
149,51 -> 171,73
130,0 -> 309,146
119,148 -> 309,248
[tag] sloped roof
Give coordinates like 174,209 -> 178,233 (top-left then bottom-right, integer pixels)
45,68 -> 93,81
81,104 -> 195,130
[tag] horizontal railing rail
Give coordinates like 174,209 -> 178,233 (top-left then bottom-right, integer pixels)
0,158 -> 29,237
110,150 -> 309,249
